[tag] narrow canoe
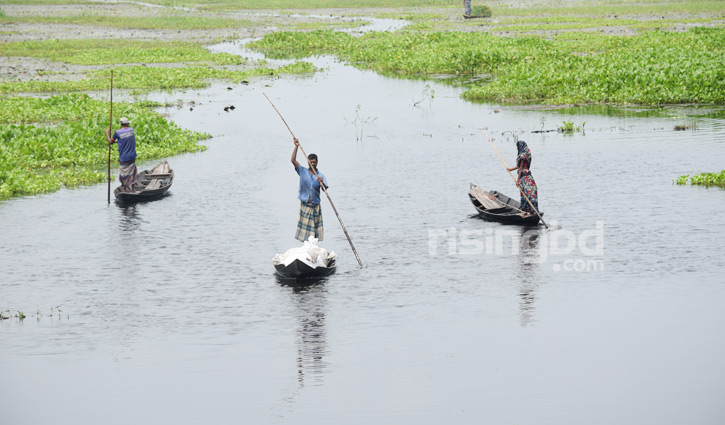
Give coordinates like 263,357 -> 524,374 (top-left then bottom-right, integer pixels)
468,183 -> 543,225
114,161 -> 173,203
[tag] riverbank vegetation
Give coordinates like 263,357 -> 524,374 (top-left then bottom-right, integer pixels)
248,27 -> 725,104
0,94 -> 209,199
0,62 -> 318,95
0,39 -> 244,65
1,14 -> 255,30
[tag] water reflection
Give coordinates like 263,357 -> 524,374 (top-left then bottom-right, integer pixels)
278,278 -> 329,388
118,204 -> 142,233
517,226 -> 542,327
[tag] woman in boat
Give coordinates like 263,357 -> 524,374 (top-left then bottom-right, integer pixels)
507,140 -> 539,217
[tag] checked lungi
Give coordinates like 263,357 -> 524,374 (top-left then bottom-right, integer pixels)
119,160 -> 138,191
295,201 -> 324,242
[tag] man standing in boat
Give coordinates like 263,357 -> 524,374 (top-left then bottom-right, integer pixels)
105,117 -> 138,193
291,137 -> 328,242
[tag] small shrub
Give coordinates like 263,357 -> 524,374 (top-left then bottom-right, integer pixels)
471,5 -> 492,18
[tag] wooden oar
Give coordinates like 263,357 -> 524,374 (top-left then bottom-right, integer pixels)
107,70 -> 113,204
263,93 -> 364,267
482,129 -> 548,228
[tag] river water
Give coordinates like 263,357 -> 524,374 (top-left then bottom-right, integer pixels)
2,24 -> 725,425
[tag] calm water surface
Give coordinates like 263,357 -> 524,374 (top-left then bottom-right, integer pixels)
2,32 -> 725,425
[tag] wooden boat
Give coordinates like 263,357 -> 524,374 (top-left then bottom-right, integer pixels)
274,256 -> 337,279
114,161 -> 173,203
469,183 -> 543,225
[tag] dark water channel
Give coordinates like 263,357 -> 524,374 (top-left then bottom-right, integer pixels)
2,29 -> 725,425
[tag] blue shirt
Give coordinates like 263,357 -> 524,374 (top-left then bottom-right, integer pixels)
112,127 -> 137,163
296,164 -> 328,205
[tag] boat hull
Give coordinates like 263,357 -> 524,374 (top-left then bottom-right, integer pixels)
469,184 -> 543,226
114,161 -> 173,203
274,258 -> 337,279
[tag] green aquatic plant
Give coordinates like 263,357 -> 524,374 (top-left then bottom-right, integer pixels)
674,120 -> 699,131
413,83 -> 435,108
0,94 -> 210,199
558,121 -> 586,134
1,307 -> 68,321
559,120 -> 575,133
350,104 -> 377,141
249,27 -> 725,105
675,170 -> 725,188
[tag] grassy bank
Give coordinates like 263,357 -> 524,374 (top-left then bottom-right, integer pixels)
0,13 -> 255,30
0,39 -> 244,65
0,62 -> 318,95
249,27 -> 725,105
0,94 -> 209,199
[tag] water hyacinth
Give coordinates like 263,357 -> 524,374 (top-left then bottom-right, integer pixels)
675,170 -> 725,188
0,94 -> 209,200
249,27 -> 725,105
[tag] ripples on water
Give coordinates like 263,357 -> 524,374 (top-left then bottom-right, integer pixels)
2,32 -> 725,425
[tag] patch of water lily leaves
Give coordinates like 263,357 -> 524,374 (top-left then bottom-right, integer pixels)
248,27 -> 725,105
0,94 -> 209,200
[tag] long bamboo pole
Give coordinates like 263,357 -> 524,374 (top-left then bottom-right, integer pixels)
263,93 -> 363,267
107,70 -> 113,205
482,129 -> 548,228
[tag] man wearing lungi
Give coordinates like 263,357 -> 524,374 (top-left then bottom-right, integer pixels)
291,137 -> 328,242
105,117 -> 138,193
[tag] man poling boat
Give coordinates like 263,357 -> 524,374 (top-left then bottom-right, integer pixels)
291,137 -> 328,242
105,117 -> 138,193
264,93 -> 363,268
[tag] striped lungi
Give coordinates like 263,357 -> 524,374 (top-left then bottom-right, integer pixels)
119,160 -> 138,191
295,201 -> 323,242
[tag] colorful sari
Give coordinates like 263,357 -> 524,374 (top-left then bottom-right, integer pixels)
516,141 -> 538,213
